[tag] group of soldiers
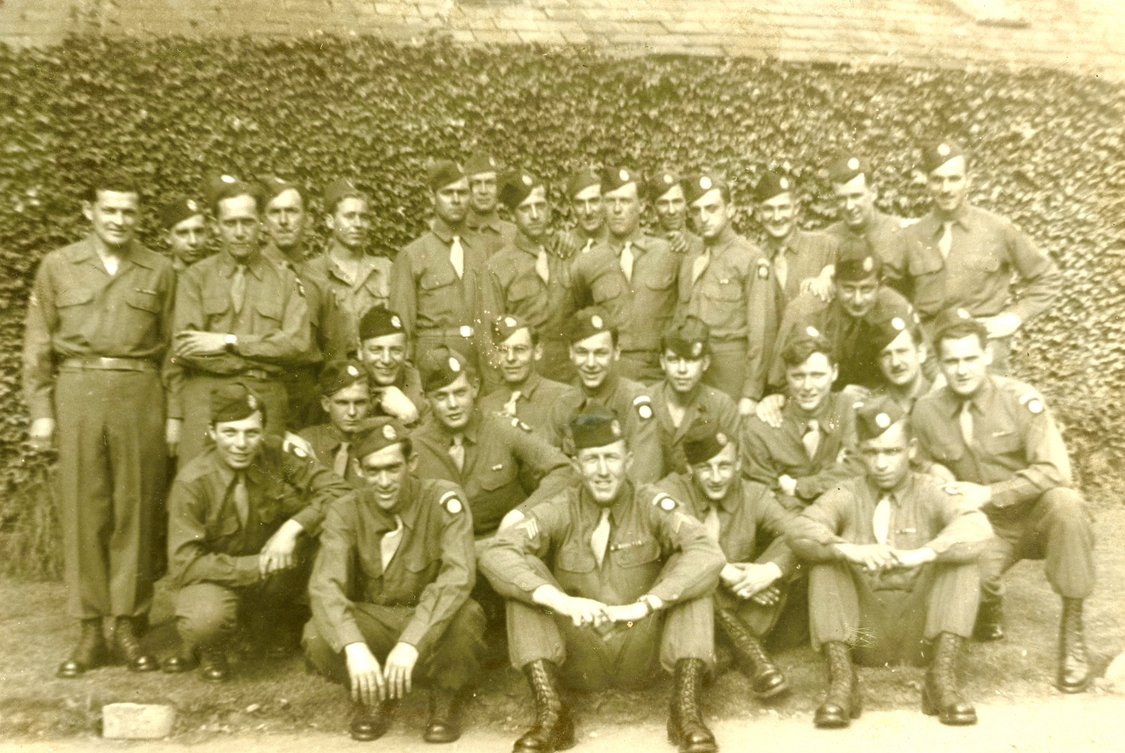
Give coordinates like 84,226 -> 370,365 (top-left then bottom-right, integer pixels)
22,139 -> 1097,752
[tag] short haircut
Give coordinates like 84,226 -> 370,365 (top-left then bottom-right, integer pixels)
85,176 -> 141,203
210,404 -> 267,429
935,319 -> 988,351
781,334 -> 835,368
211,185 -> 262,216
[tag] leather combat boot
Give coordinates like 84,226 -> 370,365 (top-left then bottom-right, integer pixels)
667,658 -> 718,753
1057,598 -> 1091,693
350,699 -> 392,742
56,618 -> 108,679
198,644 -> 229,682
717,608 -> 788,699
114,617 -> 158,672
814,641 -> 861,729
424,687 -> 467,743
922,632 -> 977,725
972,596 -> 1005,642
514,659 -> 575,753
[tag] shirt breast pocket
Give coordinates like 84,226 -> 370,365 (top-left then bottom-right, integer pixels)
612,538 -> 661,568
54,288 -> 95,328
980,430 -> 1023,459
363,276 -> 390,304
203,293 -> 230,319
507,277 -> 541,304
418,268 -> 458,315
703,278 -> 740,303
555,546 -> 596,575
591,272 -> 626,303
477,461 -> 517,493
928,441 -> 964,466
644,270 -> 676,292
254,300 -> 283,324
907,245 -> 946,312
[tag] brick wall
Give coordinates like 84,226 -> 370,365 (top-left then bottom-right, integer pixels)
1,0 -> 1122,77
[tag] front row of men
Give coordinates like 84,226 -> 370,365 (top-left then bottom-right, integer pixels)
142,307 -> 1096,752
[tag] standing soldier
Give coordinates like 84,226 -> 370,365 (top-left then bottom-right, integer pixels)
464,151 -> 517,257
298,360 -> 372,485
571,166 -> 680,384
822,153 -> 909,273
567,167 -> 609,254
787,398 -> 991,728
169,179 -> 312,461
887,141 -> 1060,373
356,305 -> 426,427
391,161 -> 484,370
24,175 -> 174,677
480,408 -> 726,753
479,314 -> 576,433
648,170 -> 701,256
911,309 -> 1096,693
161,196 -> 209,274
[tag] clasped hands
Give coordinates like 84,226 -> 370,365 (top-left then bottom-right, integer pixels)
834,542 -> 936,572
533,585 -> 652,629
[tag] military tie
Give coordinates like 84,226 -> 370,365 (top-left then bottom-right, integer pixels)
232,472 -> 250,528
690,247 -> 710,286
801,418 -> 821,460
230,263 -> 248,314
702,505 -> 721,541
535,248 -> 550,284
590,508 -> 612,568
332,441 -> 351,477
502,389 -> 522,417
448,434 -> 465,473
938,221 -> 954,260
959,401 -> 975,447
872,494 -> 893,546
582,237 -> 594,255
773,249 -> 789,292
450,235 -> 465,279
619,241 -> 634,283
379,514 -> 405,571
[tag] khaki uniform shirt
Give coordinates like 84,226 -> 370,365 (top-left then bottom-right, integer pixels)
370,364 -> 429,428
262,241 -> 340,363
467,210 -> 518,258
824,211 -> 909,272
480,232 -> 575,347
308,477 -> 475,654
23,235 -> 175,420
297,422 -> 364,486
649,381 -> 740,475
479,372 -> 578,434
303,247 -> 392,354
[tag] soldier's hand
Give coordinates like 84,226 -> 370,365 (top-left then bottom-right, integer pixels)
282,431 -> 315,459
605,601 -> 649,623
978,312 -> 1022,340
28,417 -> 56,452
259,520 -> 303,575
548,230 -> 583,259
778,474 -> 799,497
755,394 -> 787,428
730,562 -> 783,599
720,563 -> 746,590
174,330 -> 229,357
345,642 -> 386,706
666,231 -> 689,255
835,542 -> 897,571
738,397 -> 759,419
558,595 -> 611,628
383,642 -> 419,700
379,386 -> 420,425
750,585 -> 782,606
165,418 -> 182,457
891,547 -> 936,569
801,269 -> 836,303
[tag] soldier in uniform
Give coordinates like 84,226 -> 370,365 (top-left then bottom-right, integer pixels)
24,175 -> 173,677
657,421 -> 797,700
886,141 -> 1061,373
298,359 -> 371,485
464,151 -> 517,257
303,418 -> 486,743
163,383 -> 350,681
391,161 -> 484,370
480,407 -> 726,753
567,167 -> 609,254
356,305 -> 426,427
650,317 -> 739,476
822,153 -> 909,274
868,312 -> 935,415
480,169 -> 578,384
787,397 -> 991,727
169,179 -> 312,461
161,196 -> 209,274
741,332 -> 861,509
648,170 -> 702,256
570,166 -> 679,384
911,310 -> 1096,693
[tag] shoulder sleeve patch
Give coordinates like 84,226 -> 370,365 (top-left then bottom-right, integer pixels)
652,492 -> 678,512
633,394 -> 654,421
1017,391 -> 1045,415
519,516 -> 540,540
439,489 -> 464,515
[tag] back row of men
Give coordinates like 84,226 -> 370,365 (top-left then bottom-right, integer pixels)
22,142 -> 1088,752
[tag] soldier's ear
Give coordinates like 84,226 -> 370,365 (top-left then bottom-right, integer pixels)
907,437 -> 919,463
623,450 -> 634,475
532,342 -> 544,362
701,355 -> 712,374
407,452 -> 419,473
81,200 -> 94,223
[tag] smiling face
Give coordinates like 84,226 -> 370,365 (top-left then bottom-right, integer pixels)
570,330 -> 618,392
495,327 -> 539,386
833,173 -> 877,228
690,441 -> 740,503
428,372 -> 477,432
575,440 -> 631,505
938,333 -> 991,398
660,348 -> 708,396
359,332 -> 407,387
356,442 -> 416,511
756,192 -> 797,242
837,277 -> 880,318
786,351 -> 837,413
209,412 -> 265,470
85,189 -> 140,250
859,421 -> 914,491
927,155 -> 971,217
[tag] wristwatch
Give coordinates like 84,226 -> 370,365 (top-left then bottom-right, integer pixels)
638,594 -> 665,615
223,334 -> 238,353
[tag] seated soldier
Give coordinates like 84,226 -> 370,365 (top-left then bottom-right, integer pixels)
480,407 -> 726,753
657,421 -> 797,699
356,305 -> 426,427
163,383 -> 351,680
479,313 -> 577,432
741,330 -> 862,509
868,311 -> 936,414
787,397 -> 991,728
298,359 -> 371,485
651,316 -> 740,475
912,309 -> 1097,693
303,419 -> 486,743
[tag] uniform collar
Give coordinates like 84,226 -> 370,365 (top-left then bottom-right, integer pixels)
68,234 -> 153,270
427,408 -> 482,445
468,209 -> 503,233
865,471 -> 913,506
323,243 -> 382,283
580,371 -> 620,402
514,230 -> 545,256
363,475 -> 421,530
784,392 -> 835,427
217,249 -> 266,279
927,204 -> 974,234
703,225 -> 737,250
511,370 -> 543,397
430,217 -> 465,244
580,481 -> 632,525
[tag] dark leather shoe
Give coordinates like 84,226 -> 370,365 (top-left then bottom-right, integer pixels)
114,618 -> 158,672
814,642 -> 861,729
973,599 -> 1005,642
56,619 -> 108,679
161,652 -> 199,674
199,646 -> 229,682
350,702 -> 390,742
423,688 -> 465,743
1057,598 -> 1091,693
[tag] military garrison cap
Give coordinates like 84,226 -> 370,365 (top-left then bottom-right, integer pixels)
826,153 -> 872,185
319,359 -> 368,397
566,167 -> 602,198
854,396 -> 907,441
204,174 -> 259,212
871,306 -> 922,351
601,166 -> 640,194
491,313 -> 531,343
352,417 -> 409,460
682,420 -> 731,465
646,170 -> 682,201
753,171 -> 795,203
465,152 -> 501,176
569,406 -> 624,450
682,172 -> 728,204
160,196 -> 202,229
358,305 -> 406,342
921,140 -> 966,173
567,306 -> 615,344
259,174 -> 302,203
498,169 -> 543,209
323,178 -> 364,213
210,382 -> 265,424
427,160 -> 466,191
662,316 -> 710,359
835,247 -> 881,282
202,173 -> 242,206
419,346 -> 473,393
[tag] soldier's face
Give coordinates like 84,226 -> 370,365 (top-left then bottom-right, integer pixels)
167,214 -> 208,267
604,182 -> 642,239
429,373 -> 477,432
928,156 -> 971,216
689,189 -> 730,240
468,171 -> 498,214
356,443 -> 416,511
215,193 -> 261,261
433,179 -> 470,226
879,330 -> 925,387
85,190 -> 139,250
264,189 -> 306,251
496,328 -> 539,386
786,352 -> 837,412
859,422 -> 915,491
321,382 -> 371,437
691,442 -> 740,503
757,192 -> 797,241
571,331 -> 619,392
209,412 -> 265,470
360,333 -> 407,386
833,174 -> 876,228
838,277 -> 880,318
938,334 -> 991,397
328,197 -> 370,250
654,185 -> 687,233
660,349 -> 709,395
513,187 -> 550,241
572,185 -> 605,235
575,440 -> 632,505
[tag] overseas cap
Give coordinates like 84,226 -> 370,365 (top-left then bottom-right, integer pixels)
352,417 -> 409,460
921,140 -> 966,173
323,178 -> 365,213
682,172 -> 728,204
358,305 -> 406,342
419,346 -> 472,393
601,165 -> 640,194
835,247 -> 882,282
427,160 -> 466,191
662,316 -> 711,359
825,153 -> 871,185
319,359 -> 369,397
160,196 -> 202,229
569,405 -> 624,450
871,304 -> 922,351
465,151 -> 500,176
753,171 -> 795,203
854,395 -> 907,441
202,172 -> 242,206
682,420 -> 731,465
566,167 -> 601,198
931,306 -> 987,344
491,313 -> 531,343
259,174 -> 302,203
498,169 -> 543,209
567,306 -> 615,344
646,170 -> 682,201
210,382 -> 264,424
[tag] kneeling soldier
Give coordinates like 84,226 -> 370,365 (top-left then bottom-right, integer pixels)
165,383 -> 350,680
787,397 -> 990,728
481,407 -> 725,753
303,419 -> 486,743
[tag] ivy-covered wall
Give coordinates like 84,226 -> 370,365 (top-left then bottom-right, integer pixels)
0,36 -> 1122,572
